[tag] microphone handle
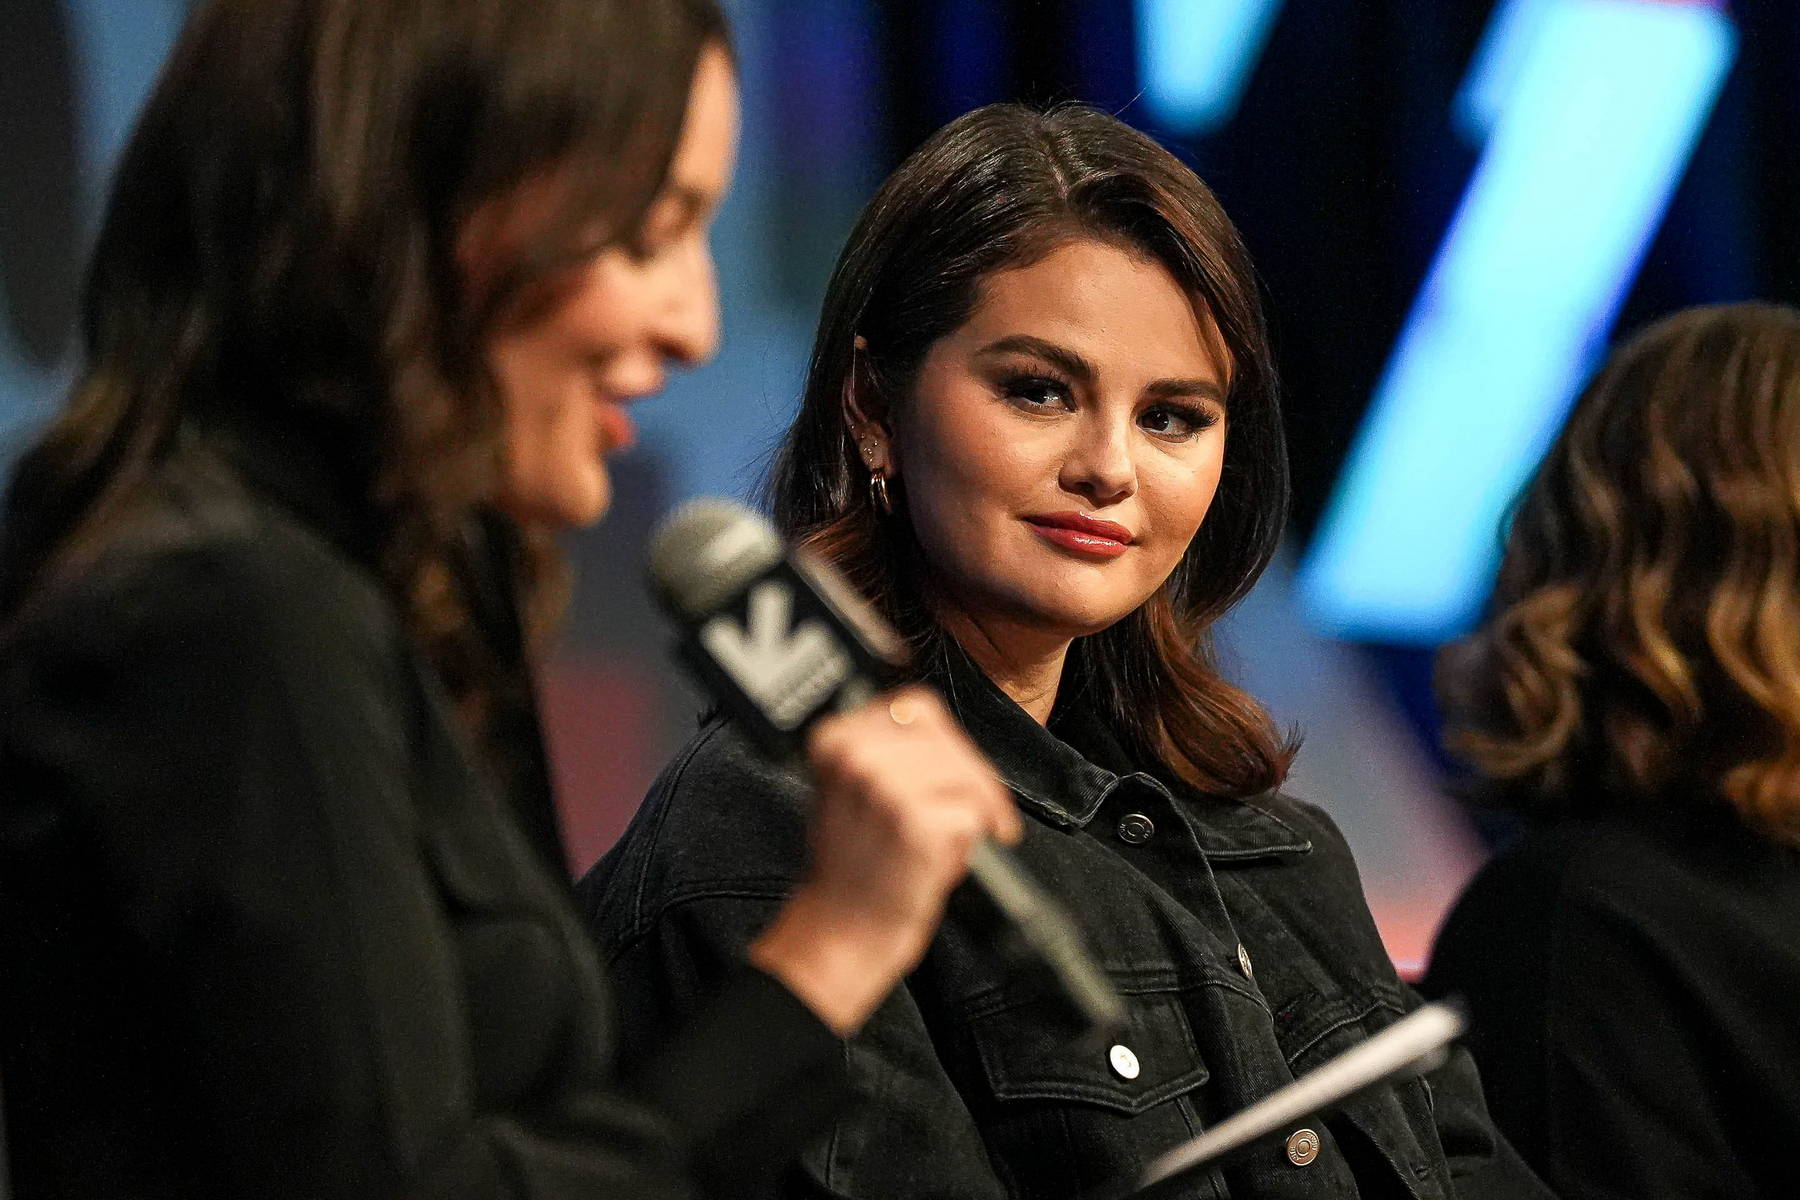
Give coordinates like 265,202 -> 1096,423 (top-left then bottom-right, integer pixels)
964,839 -> 1126,1042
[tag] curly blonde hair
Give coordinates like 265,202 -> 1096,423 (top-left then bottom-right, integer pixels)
1440,302 -> 1800,846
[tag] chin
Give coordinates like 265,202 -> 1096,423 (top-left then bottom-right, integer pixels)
563,485 -> 612,528
497,470 -> 611,530
1002,593 -> 1135,640
1056,611 -> 1134,639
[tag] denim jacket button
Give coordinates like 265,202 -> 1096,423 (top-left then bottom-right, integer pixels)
1237,943 -> 1254,978
1115,813 -> 1155,845
1285,1128 -> 1321,1166
1108,1043 -> 1141,1080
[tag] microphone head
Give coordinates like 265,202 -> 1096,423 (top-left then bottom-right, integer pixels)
648,497 -> 785,619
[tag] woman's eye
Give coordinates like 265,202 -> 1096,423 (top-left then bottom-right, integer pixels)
1002,375 -> 1073,411
628,207 -> 691,264
1139,404 -> 1218,440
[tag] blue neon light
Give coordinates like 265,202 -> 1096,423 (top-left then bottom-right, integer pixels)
1455,0 -> 1557,140
1136,0 -> 1285,134
1298,0 -> 1735,643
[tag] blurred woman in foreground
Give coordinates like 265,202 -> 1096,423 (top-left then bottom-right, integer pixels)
0,2 -> 1015,1196
586,102 -> 1549,1199
1427,303 -> 1800,1199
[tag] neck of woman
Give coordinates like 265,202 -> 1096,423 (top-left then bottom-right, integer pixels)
935,605 -> 1073,726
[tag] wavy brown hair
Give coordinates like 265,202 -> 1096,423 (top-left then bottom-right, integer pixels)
0,0 -> 725,742
1440,303 -> 1800,846
769,104 -> 1295,800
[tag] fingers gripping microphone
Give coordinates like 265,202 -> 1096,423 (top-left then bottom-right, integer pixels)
649,498 -> 1125,1040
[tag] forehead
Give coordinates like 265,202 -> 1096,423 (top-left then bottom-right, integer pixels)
666,44 -> 739,198
954,238 -> 1227,381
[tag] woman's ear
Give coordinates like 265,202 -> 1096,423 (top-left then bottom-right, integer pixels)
842,335 -> 897,476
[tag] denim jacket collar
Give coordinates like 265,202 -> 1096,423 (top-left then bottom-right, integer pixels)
927,639 -> 1311,860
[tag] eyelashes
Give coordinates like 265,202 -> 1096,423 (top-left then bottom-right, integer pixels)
998,371 -> 1075,411
1142,400 -> 1220,440
994,369 -> 1221,442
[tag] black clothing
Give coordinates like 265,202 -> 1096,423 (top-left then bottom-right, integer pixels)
1424,807 -> 1800,1199
0,426 -> 848,1199
581,644 -> 1551,1199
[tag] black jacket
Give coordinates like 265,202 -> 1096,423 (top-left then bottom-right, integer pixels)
1424,807 -> 1800,1199
581,644 -> 1552,1199
0,424 -> 846,1199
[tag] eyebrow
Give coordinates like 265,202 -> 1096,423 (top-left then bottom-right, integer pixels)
975,334 -> 1227,405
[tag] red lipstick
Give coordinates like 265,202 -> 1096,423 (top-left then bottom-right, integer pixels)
596,402 -> 637,454
1024,512 -> 1134,560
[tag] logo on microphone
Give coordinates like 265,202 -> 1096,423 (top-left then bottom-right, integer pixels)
700,579 -> 853,729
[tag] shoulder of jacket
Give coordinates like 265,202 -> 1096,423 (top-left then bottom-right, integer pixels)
1465,814 -> 1717,921
5,506 -> 405,734
580,715 -> 810,950
1248,791 -> 1356,858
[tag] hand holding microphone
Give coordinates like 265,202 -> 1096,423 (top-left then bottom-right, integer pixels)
754,686 -> 1019,1034
648,499 -> 1124,1039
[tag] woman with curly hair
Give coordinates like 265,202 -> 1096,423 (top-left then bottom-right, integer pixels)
1425,302 -> 1800,1199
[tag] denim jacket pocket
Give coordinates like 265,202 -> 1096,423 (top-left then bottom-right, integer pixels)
972,990 -> 1210,1112
958,989 -> 1218,1199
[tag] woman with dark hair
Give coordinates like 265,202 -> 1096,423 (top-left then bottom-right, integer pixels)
584,103 -> 1547,1199
0,2 -> 1020,1197
1425,303 -> 1800,1199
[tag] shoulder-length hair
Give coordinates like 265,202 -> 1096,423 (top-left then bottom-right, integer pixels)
0,0 -> 725,735
1440,302 -> 1800,846
769,103 -> 1295,801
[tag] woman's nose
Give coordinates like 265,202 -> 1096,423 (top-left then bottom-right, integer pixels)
655,240 -> 721,368
1059,413 -> 1137,506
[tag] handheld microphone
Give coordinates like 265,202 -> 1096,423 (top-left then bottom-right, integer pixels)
648,497 -> 1125,1041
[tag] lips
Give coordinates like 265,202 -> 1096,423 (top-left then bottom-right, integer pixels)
596,401 -> 637,454
1024,512 -> 1134,560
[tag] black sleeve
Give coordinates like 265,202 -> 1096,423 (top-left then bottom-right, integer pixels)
631,963 -> 854,1198
1426,845 -> 1757,1200
603,894 -> 1003,1200
0,543 -> 783,1200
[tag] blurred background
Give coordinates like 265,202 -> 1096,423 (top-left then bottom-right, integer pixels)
3,0 -> 1795,972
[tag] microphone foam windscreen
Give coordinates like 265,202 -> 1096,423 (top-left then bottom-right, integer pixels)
647,498 -> 785,619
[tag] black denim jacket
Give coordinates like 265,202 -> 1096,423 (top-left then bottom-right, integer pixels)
581,647 -> 1552,1199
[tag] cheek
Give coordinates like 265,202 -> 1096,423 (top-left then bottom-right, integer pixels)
491,338 -> 582,454
901,395 -> 1048,525
904,437 -> 1049,592
484,327 -> 606,522
488,274 -> 621,438
1145,443 -> 1226,556
918,442 -> 1038,521
489,258 -> 633,388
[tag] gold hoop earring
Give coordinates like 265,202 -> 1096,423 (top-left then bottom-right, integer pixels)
869,469 -> 893,515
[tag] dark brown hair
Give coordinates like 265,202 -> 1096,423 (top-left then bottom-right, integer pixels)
769,103 -> 1295,800
0,0 -> 726,736
1440,302 -> 1800,846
